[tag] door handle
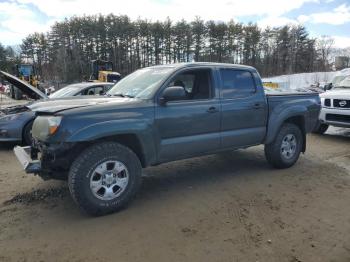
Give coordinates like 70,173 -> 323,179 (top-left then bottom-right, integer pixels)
207,107 -> 218,113
253,103 -> 262,109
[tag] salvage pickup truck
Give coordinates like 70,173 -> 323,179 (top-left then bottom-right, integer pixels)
14,63 -> 321,216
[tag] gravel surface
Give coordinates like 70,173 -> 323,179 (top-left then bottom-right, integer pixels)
3,187 -> 68,205
0,127 -> 349,262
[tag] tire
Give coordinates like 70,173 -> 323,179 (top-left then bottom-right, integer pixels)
264,123 -> 303,169
312,123 -> 329,134
68,142 -> 142,216
23,120 -> 34,146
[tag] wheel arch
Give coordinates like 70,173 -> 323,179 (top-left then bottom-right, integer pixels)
61,118 -> 158,167
265,108 -> 307,152
22,118 -> 35,144
65,133 -> 150,169
94,134 -> 147,167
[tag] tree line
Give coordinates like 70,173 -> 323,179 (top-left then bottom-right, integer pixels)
2,15 -> 335,83
0,44 -> 20,73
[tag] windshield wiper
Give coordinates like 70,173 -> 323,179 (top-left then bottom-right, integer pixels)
113,93 -> 135,98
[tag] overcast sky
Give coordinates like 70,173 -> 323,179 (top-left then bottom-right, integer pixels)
0,0 -> 349,48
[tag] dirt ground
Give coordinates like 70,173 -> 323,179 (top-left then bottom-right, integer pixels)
0,128 -> 350,262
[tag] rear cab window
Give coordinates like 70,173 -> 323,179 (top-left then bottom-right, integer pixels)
219,69 -> 256,99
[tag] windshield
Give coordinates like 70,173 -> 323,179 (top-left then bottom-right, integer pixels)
332,75 -> 347,87
49,85 -> 80,98
336,77 -> 350,89
107,67 -> 174,99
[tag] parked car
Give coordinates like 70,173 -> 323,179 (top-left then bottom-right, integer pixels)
49,82 -> 113,98
314,76 -> 350,134
13,63 -> 321,216
0,71 -> 113,144
323,68 -> 350,91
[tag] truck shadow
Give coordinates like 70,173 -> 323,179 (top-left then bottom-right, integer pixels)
0,142 -> 18,151
137,148 -> 269,201
311,132 -> 350,143
4,136 -> 344,219
2,148 -> 270,216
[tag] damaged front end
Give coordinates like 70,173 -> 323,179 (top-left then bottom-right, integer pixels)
14,141 -> 80,180
13,146 -> 41,174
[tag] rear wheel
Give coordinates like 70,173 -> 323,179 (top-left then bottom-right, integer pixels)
68,142 -> 142,216
312,123 -> 329,134
265,123 -> 303,169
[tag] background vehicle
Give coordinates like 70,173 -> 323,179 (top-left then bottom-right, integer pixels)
14,63 -> 320,216
49,82 -> 113,98
324,68 -> 350,91
0,70 -> 113,144
314,76 -> 350,134
10,64 -> 40,100
15,64 -> 39,87
90,59 -> 121,83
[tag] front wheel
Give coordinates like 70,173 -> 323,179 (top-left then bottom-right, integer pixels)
23,120 -> 34,146
264,123 -> 303,169
68,142 -> 142,216
312,123 -> 329,134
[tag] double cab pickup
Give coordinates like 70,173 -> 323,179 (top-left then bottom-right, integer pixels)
14,63 -> 321,216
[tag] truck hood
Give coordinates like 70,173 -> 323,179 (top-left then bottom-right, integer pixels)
320,88 -> 350,99
0,70 -> 48,100
28,96 -> 135,114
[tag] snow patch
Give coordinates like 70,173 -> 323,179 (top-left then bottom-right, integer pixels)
263,71 -> 338,90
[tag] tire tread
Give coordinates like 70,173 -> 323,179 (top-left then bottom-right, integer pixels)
68,142 -> 142,216
264,123 -> 302,169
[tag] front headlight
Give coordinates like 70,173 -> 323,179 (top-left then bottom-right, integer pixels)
47,116 -> 62,135
33,116 -> 62,139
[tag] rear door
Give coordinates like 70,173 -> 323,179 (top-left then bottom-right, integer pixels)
155,68 -> 221,162
219,68 -> 267,148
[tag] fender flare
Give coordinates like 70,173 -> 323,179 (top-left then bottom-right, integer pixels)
265,105 -> 307,145
66,119 -> 157,166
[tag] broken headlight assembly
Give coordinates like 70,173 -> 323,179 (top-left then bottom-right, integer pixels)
33,116 -> 62,139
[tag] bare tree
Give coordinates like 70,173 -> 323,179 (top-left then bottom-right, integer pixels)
316,35 -> 334,71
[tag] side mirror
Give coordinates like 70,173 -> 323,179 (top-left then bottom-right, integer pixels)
160,86 -> 187,104
324,83 -> 333,91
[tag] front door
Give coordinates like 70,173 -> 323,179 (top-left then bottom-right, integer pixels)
155,68 -> 221,162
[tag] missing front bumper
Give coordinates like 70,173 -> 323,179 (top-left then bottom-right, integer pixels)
13,146 -> 41,174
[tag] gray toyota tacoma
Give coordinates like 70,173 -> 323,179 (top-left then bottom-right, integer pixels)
14,63 -> 321,216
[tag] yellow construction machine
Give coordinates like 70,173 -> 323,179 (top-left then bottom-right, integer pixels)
10,64 -> 40,99
90,60 -> 121,83
15,64 -> 39,87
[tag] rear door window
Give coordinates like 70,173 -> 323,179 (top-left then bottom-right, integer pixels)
220,69 -> 256,99
81,86 -> 105,96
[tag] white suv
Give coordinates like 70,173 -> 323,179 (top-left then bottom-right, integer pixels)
315,75 -> 350,134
